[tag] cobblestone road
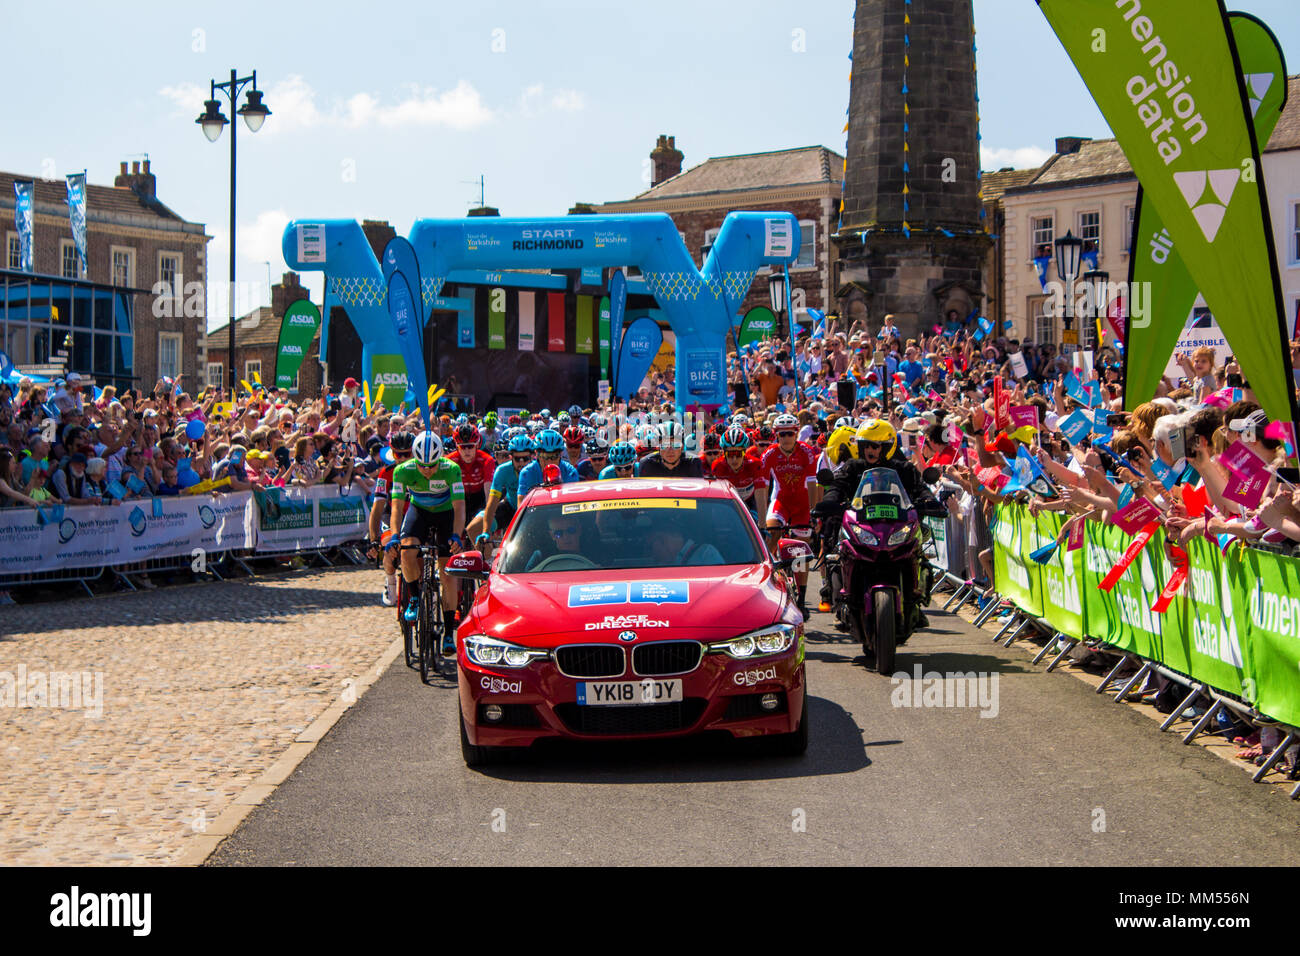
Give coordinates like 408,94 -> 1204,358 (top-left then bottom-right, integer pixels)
0,567 -> 393,865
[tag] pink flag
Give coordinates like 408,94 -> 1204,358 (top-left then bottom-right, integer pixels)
1218,441 -> 1271,510
1112,497 -> 1160,535
1009,404 -> 1039,431
1067,519 -> 1086,552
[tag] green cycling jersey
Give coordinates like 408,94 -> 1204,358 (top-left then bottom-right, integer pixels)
391,458 -> 465,513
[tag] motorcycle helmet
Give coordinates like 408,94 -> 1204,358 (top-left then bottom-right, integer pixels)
856,419 -> 897,460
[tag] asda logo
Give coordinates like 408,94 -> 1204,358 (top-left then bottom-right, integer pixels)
374,373 -> 408,386
287,314 -> 316,326
281,344 -> 303,355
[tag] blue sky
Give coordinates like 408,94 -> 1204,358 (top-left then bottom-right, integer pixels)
3,0 -> 1297,327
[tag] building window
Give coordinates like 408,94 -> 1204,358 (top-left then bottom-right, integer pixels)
245,359 -> 261,385
61,241 -> 79,279
6,234 -> 19,270
1292,201 -> 1300,264
159,252 -> 181,300
702,226 -> 720,266
794,220 -> 816,270
111,247 -> 135,287
158,332 -> 183,380
1031,216 -> 1054,259
1124,205 -> 1135,255
1079,210 -> 1101,261
206,362 -> 224,391
1032,297 -> 1055,346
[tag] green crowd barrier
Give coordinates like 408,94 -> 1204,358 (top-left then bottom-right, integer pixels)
991,503 -> 1300,730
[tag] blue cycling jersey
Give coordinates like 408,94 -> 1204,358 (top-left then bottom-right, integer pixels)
516,458 -> 580,500
489,460 -> 525,508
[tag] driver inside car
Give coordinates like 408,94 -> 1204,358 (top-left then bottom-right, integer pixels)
647,520 -> 725,567
523,512 -> 588,570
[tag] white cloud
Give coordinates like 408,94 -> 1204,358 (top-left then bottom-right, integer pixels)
518,84 -> 586,117
981,145 -> 1052,171
160,75 -> 493,134
204,208 -> 294,327
549,89 -> 585,112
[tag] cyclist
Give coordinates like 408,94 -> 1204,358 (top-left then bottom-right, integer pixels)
711,425 -> 768,521
638,421 -> 706,478
517,428 -> 580,499
450,422 -> 496,522
759,412 -> 817,616
562,425 -> 588,473
392,431 -> 466,653
468,433 -> 533,547
490,435 -> 510,466
700,431 -> 722,471
599,441 -> 639,479
368,431 -> 413,606
478,410 -> 500,448
582,436 -> 610,480
747,423 -> 775,464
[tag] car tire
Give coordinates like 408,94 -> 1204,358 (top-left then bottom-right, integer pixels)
760,691 -> 809,757
460,702 -> 499,767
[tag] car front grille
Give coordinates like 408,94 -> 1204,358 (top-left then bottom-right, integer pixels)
554,645 -> 626,679
632,640 -> 702,676
554,699 -> 708,735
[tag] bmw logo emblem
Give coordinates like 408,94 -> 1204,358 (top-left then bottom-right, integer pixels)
617,631 -> 637,643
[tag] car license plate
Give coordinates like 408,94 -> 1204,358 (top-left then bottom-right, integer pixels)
577,679 -> 682,706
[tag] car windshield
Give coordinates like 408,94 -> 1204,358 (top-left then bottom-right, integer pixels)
496,497 -> 764,573
852,468 -> 912,511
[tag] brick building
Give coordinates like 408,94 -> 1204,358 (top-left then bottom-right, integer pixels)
205,272 -> 322,398
595,136 -> 844,327
0,160 -> 209,388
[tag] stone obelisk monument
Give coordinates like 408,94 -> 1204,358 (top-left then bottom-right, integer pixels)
834,0 -> 990,336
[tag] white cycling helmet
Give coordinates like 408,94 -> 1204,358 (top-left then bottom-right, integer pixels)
773,412 -> 798,431
412,431 -> 444,465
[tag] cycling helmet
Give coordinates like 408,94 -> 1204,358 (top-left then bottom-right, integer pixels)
506,414 -> 521,426
492,436 -> 508,455
562,425 -> 585,447
835,416 -> 852,430
721,426 -> 750,450
568,404 -> 583,417
389,431 -> 415,453
453,423 -> 479,445
608,442 -> 637,467
586,436 -> 610,456
538,408 -> 551,421
412,431 -> 444,465
756,424 -> 775,444
580,424 -> 596,442
683,432 -> 698,454
484,411 -> 498,428
856,419 -> 897,459
455,413 -> 469,424
557,411 -> 571,425
535,429 -> 565,454
773,412 -> 798,431
507,434 -> 535,454
659,421 -> 684,447
702,432 -> 721,452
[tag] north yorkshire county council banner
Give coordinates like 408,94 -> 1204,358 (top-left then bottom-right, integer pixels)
1124,11 -> 1288,410
993,502 -> 1300,731
1039,0 -> 1296,425
252,482 -> 369,553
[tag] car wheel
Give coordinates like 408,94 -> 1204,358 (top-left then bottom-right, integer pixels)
459,702 -> 499,767
760,692 -> 809,757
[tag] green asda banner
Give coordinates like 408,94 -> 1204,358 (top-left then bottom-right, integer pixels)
575,295 -> 593,355
994,503 -> 1300,730
1124,12 -> 1288,411
369,353 -> 409,395
738,306 -> 777,349
1039,0 -> 1296,426
598,295 -> 612,376
274,299 -> 321,390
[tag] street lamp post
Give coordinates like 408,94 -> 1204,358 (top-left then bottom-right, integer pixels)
767,269 -> 798,408
1054,229 -> 1083,357
196,69 -> 271,393
1083,268 -> 1109,352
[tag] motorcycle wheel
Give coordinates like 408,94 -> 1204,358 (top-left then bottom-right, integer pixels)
874,590 -> 896,676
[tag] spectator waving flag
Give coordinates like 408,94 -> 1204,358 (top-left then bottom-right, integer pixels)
973,315 -> 994,342
808,308 -> 826,340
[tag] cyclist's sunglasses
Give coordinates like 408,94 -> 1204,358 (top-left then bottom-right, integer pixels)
703,449 -> 722,458
614,464 -> 635,474
777,430 -> 797,438
724,449 -> 745,458
510,454 -> 532,464
538,450 -> 561,459
456,442 -> 478,449
590,452 -> 608,460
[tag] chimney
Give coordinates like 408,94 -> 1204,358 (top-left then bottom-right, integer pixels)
650,134 -> 683,187
1054,136 -> 1090,156
114,158 -> 156,198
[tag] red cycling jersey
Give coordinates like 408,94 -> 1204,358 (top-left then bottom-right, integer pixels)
452,449 -> 496,495
374,464 -> 396,500
711,454 -> 768,504
759,441 -> 817,503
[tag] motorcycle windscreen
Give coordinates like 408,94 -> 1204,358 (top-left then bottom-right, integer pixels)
850,468 -> 913,519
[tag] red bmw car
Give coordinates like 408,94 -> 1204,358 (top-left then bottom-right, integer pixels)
446,477 -> 812,766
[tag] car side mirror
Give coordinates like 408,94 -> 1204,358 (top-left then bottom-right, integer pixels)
445,550 -> 488,578
775,537 -> 814,572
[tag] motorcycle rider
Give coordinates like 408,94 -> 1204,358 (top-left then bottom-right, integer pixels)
814,418 -> 944,629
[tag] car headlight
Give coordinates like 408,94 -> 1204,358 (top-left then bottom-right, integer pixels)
888,527 -> 911,546
708,624 -> 797,659
463,635 -> 549,669
851,525 -> 878,547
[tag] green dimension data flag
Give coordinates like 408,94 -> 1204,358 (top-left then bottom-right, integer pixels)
1124,12 -> 1288,412
274,299 -> 321,389
1039,0 -> 1296,425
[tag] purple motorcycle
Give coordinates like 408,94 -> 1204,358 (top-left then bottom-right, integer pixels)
822,468 -> 931,675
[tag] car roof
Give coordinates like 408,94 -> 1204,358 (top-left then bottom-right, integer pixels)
521,476 -> 734,505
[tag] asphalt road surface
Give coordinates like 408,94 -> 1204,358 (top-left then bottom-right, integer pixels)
210,597 -> 1300,866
